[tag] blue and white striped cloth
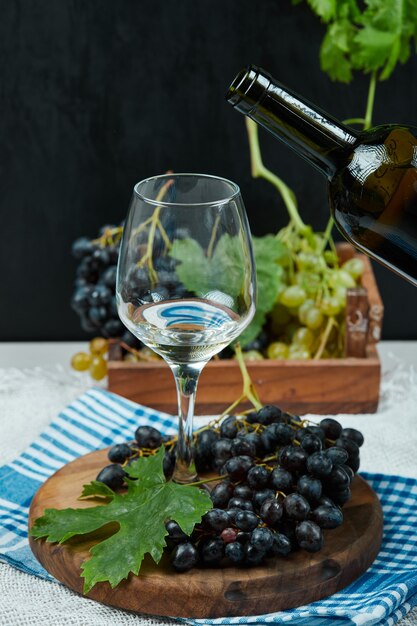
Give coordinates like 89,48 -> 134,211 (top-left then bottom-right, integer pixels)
1,387 -> 417,626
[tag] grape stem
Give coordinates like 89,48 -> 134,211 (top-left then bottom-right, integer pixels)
137,177 -> 174,284
245,119 -> 309,235
313,316 -> 336,360
221,344 -> 263,414
364,72 -> 377,130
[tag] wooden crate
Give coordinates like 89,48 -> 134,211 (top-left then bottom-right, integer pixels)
108,243 -> 383,415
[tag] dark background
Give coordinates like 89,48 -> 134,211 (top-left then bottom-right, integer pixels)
1,0 -> 416,340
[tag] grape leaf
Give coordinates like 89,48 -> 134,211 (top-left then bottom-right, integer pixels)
235,235 -> 286,348
170,234 -> 247,299
30,448 -> 212,593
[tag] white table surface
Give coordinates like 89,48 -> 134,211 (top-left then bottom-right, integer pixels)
0,340 -> 416,626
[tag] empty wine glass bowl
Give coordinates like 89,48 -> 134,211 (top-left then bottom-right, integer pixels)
116,173 -> 256,483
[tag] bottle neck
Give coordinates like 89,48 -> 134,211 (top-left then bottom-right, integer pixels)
227,66 -> 359,179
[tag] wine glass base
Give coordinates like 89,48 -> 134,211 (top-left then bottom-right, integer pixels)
172,461 -> 198,485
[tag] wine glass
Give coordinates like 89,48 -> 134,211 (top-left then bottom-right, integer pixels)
116,173 -> 256,483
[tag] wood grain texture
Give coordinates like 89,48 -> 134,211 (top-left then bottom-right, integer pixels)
108,345 -> 381,415
28,448 -> 383,619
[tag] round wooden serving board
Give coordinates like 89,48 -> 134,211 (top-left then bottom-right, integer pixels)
28,448 -> 383,619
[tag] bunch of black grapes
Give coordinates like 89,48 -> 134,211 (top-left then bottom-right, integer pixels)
96,405 -> 364,572
70,225 -> 138,347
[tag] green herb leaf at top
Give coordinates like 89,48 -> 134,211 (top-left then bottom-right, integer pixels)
293,0 -> 417,82
30,448 -> 212,594
353,0 -> 417,80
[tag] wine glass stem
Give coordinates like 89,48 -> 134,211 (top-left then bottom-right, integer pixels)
170,362 -> 205,484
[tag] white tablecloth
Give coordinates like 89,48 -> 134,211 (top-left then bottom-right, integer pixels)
0,341 -> 416,626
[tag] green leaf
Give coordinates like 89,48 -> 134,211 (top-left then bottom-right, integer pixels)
306,0 -> 337,22
79,481 -> 116,500
30,448 -> 212,593
294,0 -> 417,83
352,0 -> 417,79
170,234 -> 247,300
236,235 -> 286,347
320,19 -> 357,82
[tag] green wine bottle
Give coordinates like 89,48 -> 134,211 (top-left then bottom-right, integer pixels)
227,65 -> 417,286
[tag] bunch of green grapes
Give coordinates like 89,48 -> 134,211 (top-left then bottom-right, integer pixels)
71,337 -> 109,380
265,230 -> 364,361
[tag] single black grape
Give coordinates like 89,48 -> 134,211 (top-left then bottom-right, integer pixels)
200,537 -> 224,565
195,429 -> 219,471
235,510 -> 259,532
225,541 -> 244,563
250,527 -> 274,552
260,498 -> 283,526
296,520 -> 323,552
319,418 -> 342,440
306,452 -> 333,477
256,405 -> 283,425
230,437 -> 257,458
223,455 -> 254,481
247,465 -> 270,489
311,505 -> 343,529
210,481 -> 234,508
325,446 -> 349,465
278,445 -> 308,473
270,467 -> 293,492
96,464 -> 126,490
103,319 -> 124,337
220,416 -> 238,439
283,493 -> 310,521
202,508 -> 231,533
108,443 -> 132,463
212,438 -> 233,463
171,542 -> 199,572
341,427 -> 364,448
234,484 -> 253,500
297,475 -> 322,503
300,434 -> 322,455
134,425 -> 163,449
